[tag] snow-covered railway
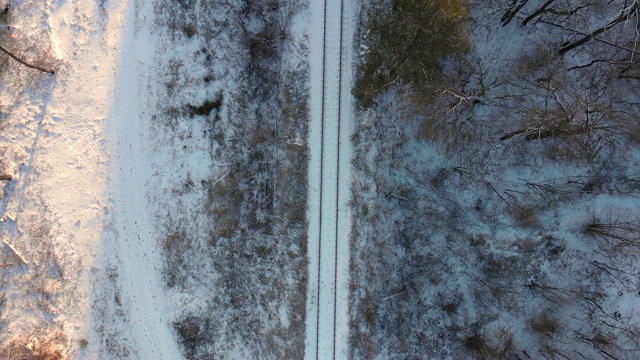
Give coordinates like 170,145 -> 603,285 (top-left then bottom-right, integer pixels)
305,0 -> 353,358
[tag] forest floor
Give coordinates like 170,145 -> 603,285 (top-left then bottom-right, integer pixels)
348,1 -> 640,359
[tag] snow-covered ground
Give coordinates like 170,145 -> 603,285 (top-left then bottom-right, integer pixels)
335,1 -> 355,358
101,0 -> 182,357
304,0 -> 353,358
1,0 -> 209,357
348,1 -> 640,358
0,0 -> 137,357
0,0 -> 360,357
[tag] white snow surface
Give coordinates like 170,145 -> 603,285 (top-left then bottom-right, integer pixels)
103,0 -> 182,358
305,0 -> 353,358
0,0 -> 180,357
38,0 -> 186,356
1,0 -> 355,357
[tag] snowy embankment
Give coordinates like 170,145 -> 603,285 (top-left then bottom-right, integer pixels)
305,0 -> 353,358
2,0 -> 316,357
0,0 -> 180,357
99,0 -> 181,358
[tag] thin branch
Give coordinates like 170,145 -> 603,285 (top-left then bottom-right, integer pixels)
567,58 -> 619,71
525,125 -> 612,141
499,127 -> 530,141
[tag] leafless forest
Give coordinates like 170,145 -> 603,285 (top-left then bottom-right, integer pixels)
350,0 -> 640,358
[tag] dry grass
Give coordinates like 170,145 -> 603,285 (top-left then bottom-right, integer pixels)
463,332 -> 490,357
150,0 -> 310,357
181,24 -> 197,38
509,203 -> 540,229
584,221 -> 640,248
161,230 -> 193,289
0,327 -> 66,360
529,312 -> 562,337
526,282 -> 574,305
186,92 -> 222,117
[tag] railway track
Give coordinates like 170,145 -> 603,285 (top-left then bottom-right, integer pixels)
305,0 -> 352,358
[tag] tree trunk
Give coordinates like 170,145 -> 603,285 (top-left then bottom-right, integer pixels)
0,44 -> 54,74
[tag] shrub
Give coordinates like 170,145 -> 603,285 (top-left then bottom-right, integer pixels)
186,92 -> 223,117
584,221 -> 640,248
529,312 -> 562,337
174,315 -> 207,357
509,203 -> 540,228
182,24 -> 197,38
463,332 -> 489,356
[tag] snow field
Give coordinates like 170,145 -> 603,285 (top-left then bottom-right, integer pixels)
104,0 -> 181,358
0,0 -> 348,357
0,0 -> 168,357
0,0 -> 130,356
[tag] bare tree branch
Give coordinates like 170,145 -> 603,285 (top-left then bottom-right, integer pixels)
539,19 -> 635,54
567,59 -> 617,71
524,125 -> 611,141
559,2 -> 639,55
0,43 -> 54,74
522,0 -> 556,26
501,0 -> 529,26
